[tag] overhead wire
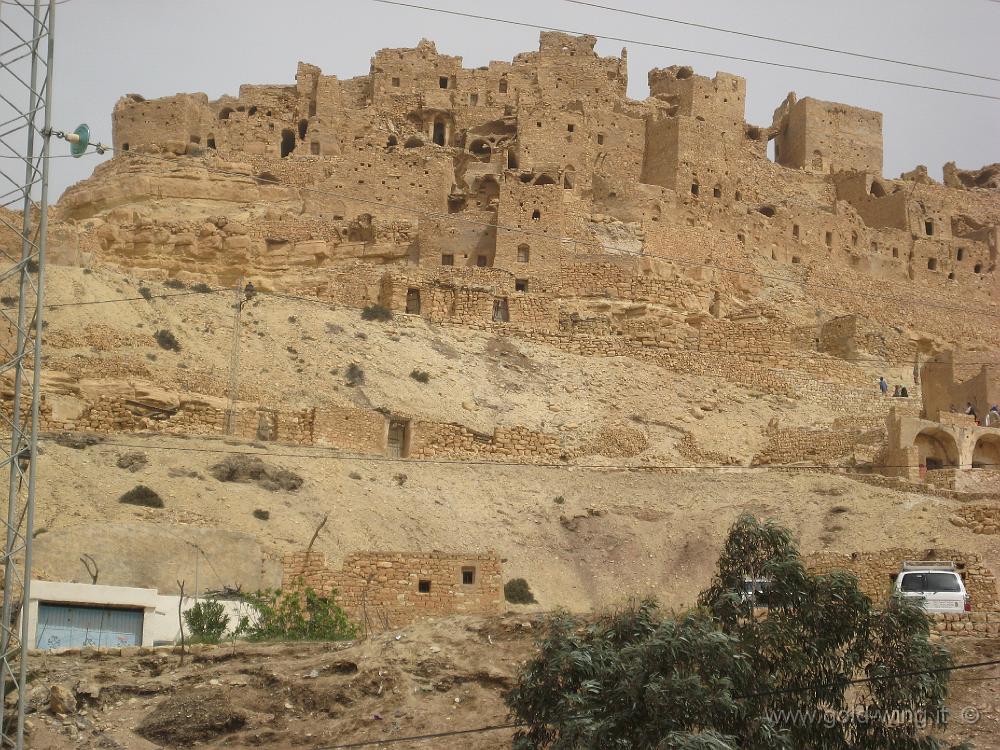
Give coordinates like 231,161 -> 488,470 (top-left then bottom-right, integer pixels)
558,0 -> 1000,84
367,0 -> 1000,101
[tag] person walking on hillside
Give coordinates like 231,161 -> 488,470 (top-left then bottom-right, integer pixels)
879,376 -> 889,397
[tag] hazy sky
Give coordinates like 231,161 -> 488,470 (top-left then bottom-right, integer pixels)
44,0 -> 1000,199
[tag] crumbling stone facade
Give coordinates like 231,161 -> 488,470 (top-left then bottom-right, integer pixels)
281,551 -> 503,628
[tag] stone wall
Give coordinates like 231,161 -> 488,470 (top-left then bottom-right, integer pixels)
953,504 -> 1000,535
806,549 -> 998,610
930,612 -> 1000,636
281,551 -> 503,628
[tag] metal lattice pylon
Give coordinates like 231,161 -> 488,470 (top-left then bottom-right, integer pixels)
0,1 -> 55,747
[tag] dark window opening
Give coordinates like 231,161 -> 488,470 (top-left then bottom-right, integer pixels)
691,183 -> 699,196
441,254 -> 454,266
825,231 -> 833,247
439,76 -> 449,89
507,150 -> 518,169
219,107 -> 233,120
852,232 -> 858,247
280,129 -> 295,158
892,248 -> 899,258
492,297 -> 510,323
517,244 -> 530,262
713,186 -> 722,198
515,279 -> 528,292
948,271 -> 955,280
597,133 -> 605,145
387,135 -> 398,148
791,255 -> 801,264
206,135 -> 216,149
406,288 -> 421,314
122,143 -> 129,151
734,190 -> 742,201
432,121 -> 446,146
189,135 -> 201,144
737,233 -> 745,244
469,93 -> 479,106
499,78 -> 508,93
925,219 -> 934,235
792,225 -> 799,239
476,255 -> 488,267
310,141 -> 320,155
536,121 -> 542,128
298,119 -> 308,140
387,419 -> 410,458
567,123 -> 575,132
974,263 -> 983,273
391,76 -> 400,87
462,567 -> 475,585
418,579 -> 431,594
927,258 -> 937,271
248,106 -> 257,116
957,248 -> 965,261
531,209 -> 541,220
564,172 -> 575,190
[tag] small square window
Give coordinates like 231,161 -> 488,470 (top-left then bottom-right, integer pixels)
713,187 -> 722,199
476,255 -> 487,267
515,279 -> 528,292
469,93 -> 479,106
567,124 -> 575,132
791,255 -> 801,264
441,254 -> 454,266
462,567 -> 475,585
439,76 -> 449,89
391,77 -> 400,87
925,219 -> 934,236
418,579 -> 431,593
892,248 -> 899,258
536,121 -> 542,128
597,133 -> 605,145
691,183 -> 699,196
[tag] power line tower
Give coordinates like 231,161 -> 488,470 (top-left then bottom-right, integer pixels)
0,1 -> 55,747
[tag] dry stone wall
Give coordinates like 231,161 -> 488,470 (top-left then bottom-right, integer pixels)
281,551 -> 503,628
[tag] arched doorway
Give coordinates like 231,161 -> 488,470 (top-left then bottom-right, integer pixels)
913,428 -> 959,471
971,435 -> 1000,469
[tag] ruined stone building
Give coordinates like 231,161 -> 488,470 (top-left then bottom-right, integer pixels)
5,32 -> 1000,486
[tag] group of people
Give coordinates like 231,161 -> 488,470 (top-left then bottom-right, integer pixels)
878,377 -> 909,398
960,401 -> 1000,427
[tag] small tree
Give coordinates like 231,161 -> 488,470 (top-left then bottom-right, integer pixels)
507,514 -> 963,750
183,600 -> 231,644
240,577 -> 355,642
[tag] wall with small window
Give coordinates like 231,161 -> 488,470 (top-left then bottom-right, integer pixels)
281,551 -> 504,628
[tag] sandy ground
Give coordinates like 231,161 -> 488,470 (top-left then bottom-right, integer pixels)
29,431 -> 1000,612
24,616 -> 1000,750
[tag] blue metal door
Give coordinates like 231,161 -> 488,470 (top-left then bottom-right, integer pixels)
35,604 -> 143,650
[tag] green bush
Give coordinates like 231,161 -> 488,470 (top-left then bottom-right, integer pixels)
164,278 -> 186,289
154,329 -> 181,351
138,286 -> 153,301
504,578 -> 536,604
183,600 -> 230,644
409,369 -> 430,383
345,363 -> 365,386
119,485 -> 164,508
192,282 -> 212,294
240,578 -> 356,642
360,304 -> 392,322
253,509 -> 270,521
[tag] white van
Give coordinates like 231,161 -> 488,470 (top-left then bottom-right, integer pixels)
894,561 -> 970,613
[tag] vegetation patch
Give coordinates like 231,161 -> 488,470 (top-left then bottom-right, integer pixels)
138,286 -> 153,301
409,369 -> 430,383
253,508 -> 270,521
53,432 -> 103,450
360,304 -> 392,322
164,278 -> 186,289
240,579 -> 356,642
154,329 -> 181,351
118,485 -> 164,508
183,599 -> 230,644
504,578 -> 536,604
191,282 -> 212,293
209,455 -> 303,492
116,451 -> 147,473
345,363 -> 365,386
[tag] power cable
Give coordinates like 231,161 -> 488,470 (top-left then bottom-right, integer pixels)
317,657 -> 1000,749
368,0 -> 1000,101
110,149 -> 1000,324
559,0 -> 1000,84
62,436 -> 1000,473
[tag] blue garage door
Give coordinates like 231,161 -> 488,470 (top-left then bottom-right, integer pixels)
35,603 -> 143,650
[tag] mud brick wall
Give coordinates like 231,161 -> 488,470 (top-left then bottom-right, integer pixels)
806,549 -> 998,610
282,551 -> 503,628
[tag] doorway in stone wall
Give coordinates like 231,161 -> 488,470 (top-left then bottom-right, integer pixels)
387,419 -> 410,458
492,298 -> 510,323
432,120 -> 446,146
406,288 -> 421,314
256,410 -> 277,441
